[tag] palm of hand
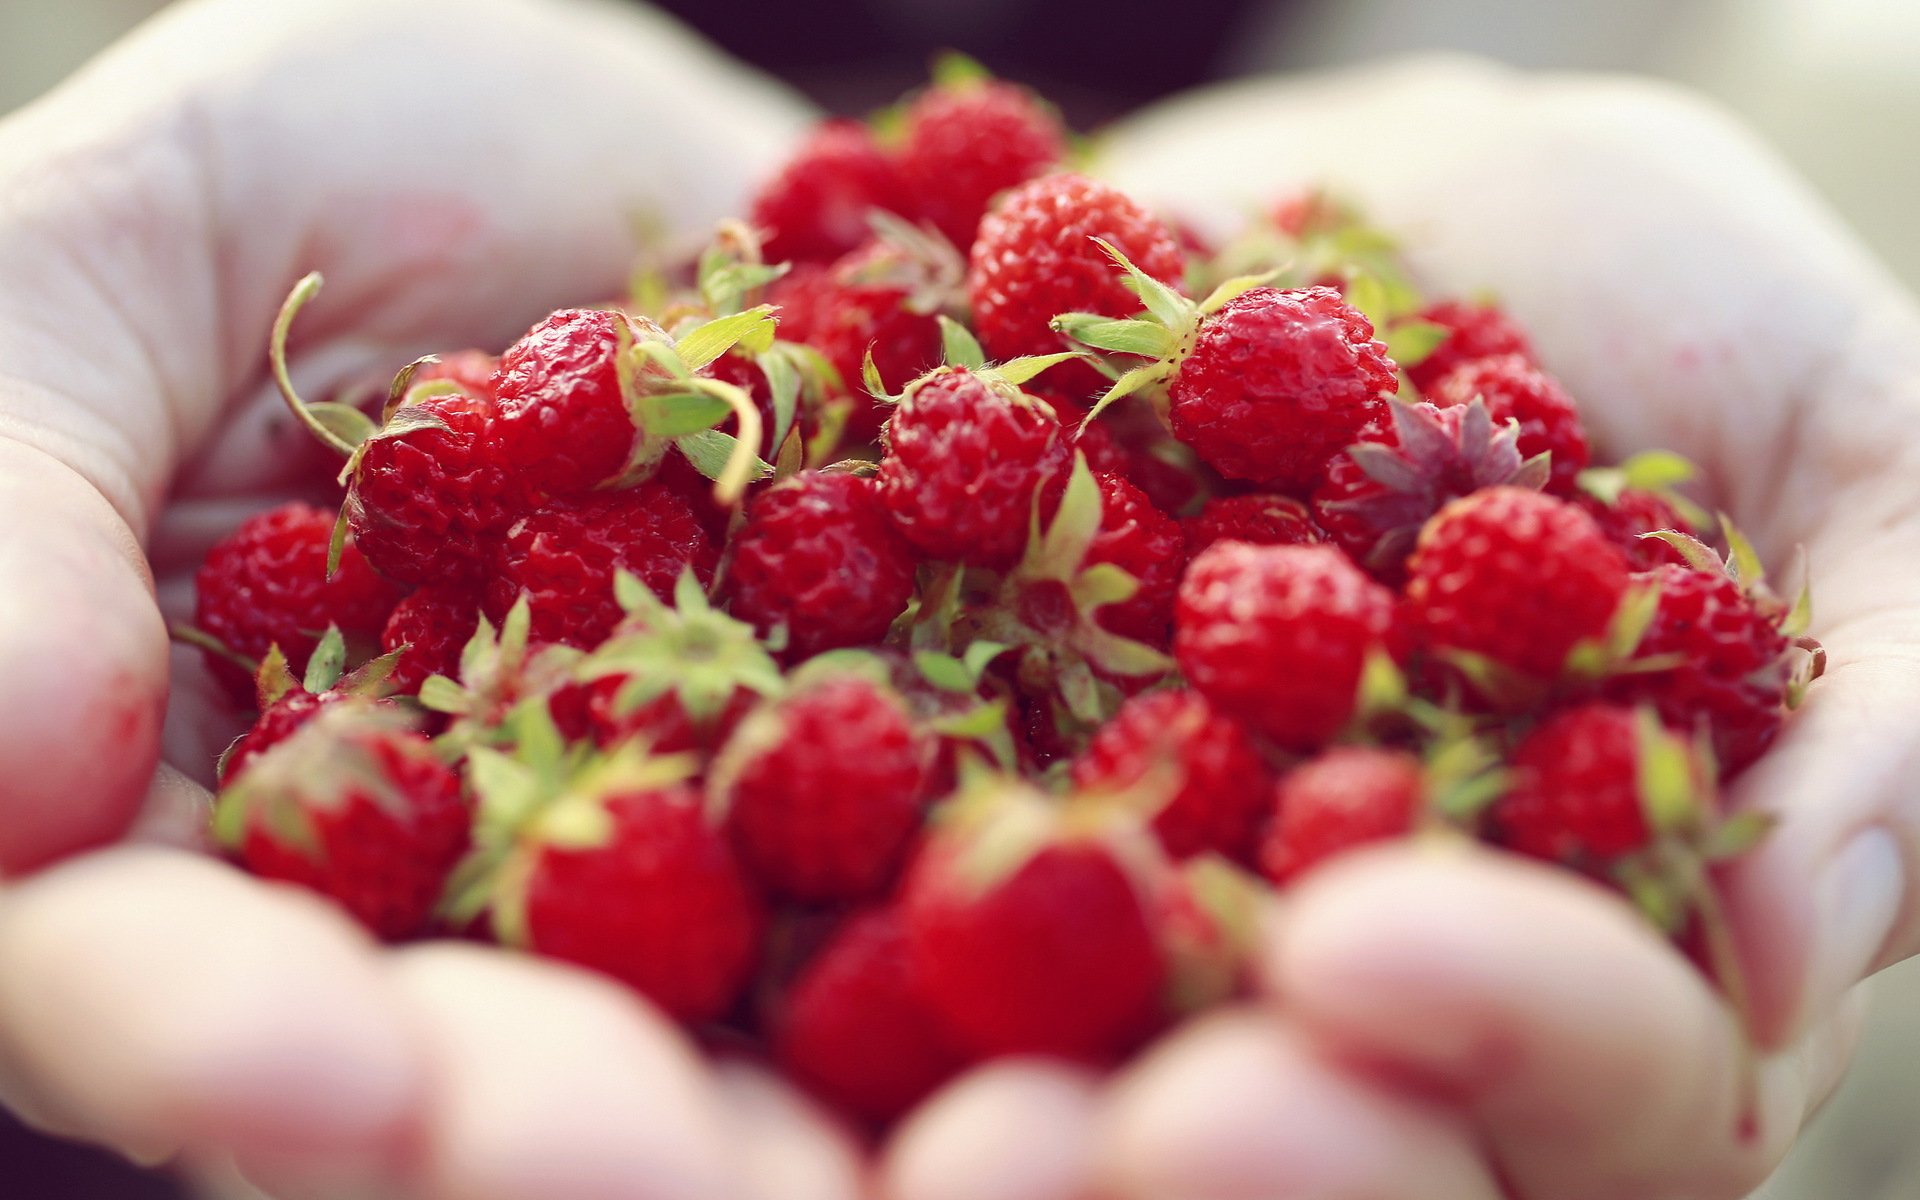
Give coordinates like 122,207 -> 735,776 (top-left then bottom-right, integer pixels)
0,5 -> 1916,1199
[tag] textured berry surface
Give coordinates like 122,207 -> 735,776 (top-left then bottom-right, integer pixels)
718,677 -> 933,901
1072,690 -> 1273,861
1175,542 -> 1398,750
1406,298 -> 1533,393
380,585 -> 484,696
1429,354 -> 1588,493
491,308 -> 657,501
1077,472 -> 1185,645
1183,494 -> 1320,559
877,370 -> 1070,567
220,690 -> 334,783
523,785 -> 762,1023
1261,746 -> 1423,884
896,80 -> 1064,250
488,482 -> 717,648
726,471 -> 918,658
1405,487 -> 1629,685
193,502 -> 402,705
776,907 -> 970,1124
969,173 -> 1185,363
348,388 -> 510,585
1495,703 -> 1667,864
751,119 -> 911,266
1580,488 -> 1697,570
1170,287 -> 1396,493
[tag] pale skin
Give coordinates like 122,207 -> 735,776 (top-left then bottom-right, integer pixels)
0,1 -> 1916,1197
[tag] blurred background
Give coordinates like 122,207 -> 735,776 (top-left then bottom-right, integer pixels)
1,0 -> 1917,1196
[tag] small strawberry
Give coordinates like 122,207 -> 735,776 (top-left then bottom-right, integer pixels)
1427,354 -> 1588,494
1576,451 -> 1709,571
725,470 -> 918,659
214,700 -> 468,940
380,585 -> 484,697
1495,704 -> 1697,865
1181,493 -> 1320,559
1071,690 -> 1274,862
1260,746 -> 1424,884
218,629 -> 405,782
894,57 -> 1066,251
1404,298 -> 1533,394
1174,542 -> 1399,751
774,906 -> 971,1125
750,119 -> 913,266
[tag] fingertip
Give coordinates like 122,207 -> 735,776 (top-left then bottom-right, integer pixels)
713,1061 -> 867,1200
881,1061 -> 1101,1200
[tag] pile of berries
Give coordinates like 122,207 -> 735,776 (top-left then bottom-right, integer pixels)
187,59 -> 1823,1126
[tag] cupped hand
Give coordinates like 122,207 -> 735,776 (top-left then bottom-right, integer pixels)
1,4 -> 1917,1197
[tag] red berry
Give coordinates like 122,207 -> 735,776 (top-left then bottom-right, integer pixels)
1175,542 -> 1398,751
380,585 -> 483,696
1072,690 -> 1274,862
1169,287 -> 1396,494
1076,472 -> 1185,645
1428,355 -> 1588,494
1405,298 -> 1533,393
219,689 -> 335,783
751,119 -> 912,266
488,482 -> 717,648
897,79 -> 1065,250
775,907 -> 970,1124
1579,488 -> 1697,570
587,678 -> 756,757
1405,487 -> 1629,687
716,676 -> 934,902
877,369 -> 1071,567
1182,494 -> 1320,559
193,502 -> 403,706
215,702 -> 468,940
491,308 -> 661,502
725,471 -> 918,659
1261,746 -> 1423,884
348,383 -> 509,587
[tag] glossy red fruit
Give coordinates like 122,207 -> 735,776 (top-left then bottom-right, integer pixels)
776,907 -> 971,1124
193,502 -> 403,706
1072,690 -> 1274,862
380,585 -> 483,696
1169,287 -> 1397,494
1175,542 -> 1398,751
491,308 -> 662,502
1405,298 -> 1533,394
219,689 -> 336,783
1495,703 -> 1706,864
1579,488 -> 1697,570
1076,472 -> 1185,645
750,119 -> 912,266
1261,746 -> 1423,884
896,78 -> 1065,250
487,481 -> 717,648
725,471 -> 918,659
1182,494 -> 1320,559
348,386 -> 510,587
1428,354 -> 1588,494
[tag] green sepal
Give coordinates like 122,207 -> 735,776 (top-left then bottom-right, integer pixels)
676,429 -> 773,488
1050,313 -> 1175,359
418,673 -> 468,715
1091,237 -> 1189,328
990,351 -> 1084,387
1634,709 -> 1706,837
930,50 -> 991,88
1718,514 -> 1766,588
301,626 -> 349,695
637,391 -> 736,438
675,305 -> 778,373
305,402 -> 380,449
325,501 -> 352,581
938,315 -> 986,370
1641,529 -> 1725,573
1700,809 -> 1775,861
1382,318 -> 1448,369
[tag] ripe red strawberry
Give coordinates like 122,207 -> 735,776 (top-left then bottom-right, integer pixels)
969,174 -> 1185,371
379,586 -> 483,697
1428,354 -> 1588,493
487,481 -> 717,648
1175,542 -> 1398,751
1071,690 -> 1274,862
895,70 -> 1065,250
1580,487 -> 1698,570
1312,399 -> 1540,579
877,368 -> 1071,567
1404,298 -> 1533,393
192,502 -> 403,705
902,785 -> 1165,1059
725,471 -> 918,659
220,689 -> 336,783
714,675 -> 935,902
1605,563 -> 1795,774
775,907 -> 970,1124
1169,287 -> 1397,493
1261,746 -> 1424,884
214,701 -> 468,940
1063,471 -> 1184,646
490,308 -> 663,502
750,119 -> 912,266
1404,486 -> 1629,690
1182,494 -> 1320,559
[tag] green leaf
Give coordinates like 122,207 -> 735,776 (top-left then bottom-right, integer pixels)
1033,453 -> 1104,578
637,391 -> 735,438
1619,450 -> 1699,492
302,626 -> 348,694
962,639 -> 1010,680
1700,810 -> 1775,861
325,504 -> 351,580
1383,318 -> 1448,369
1050,314 -> 1175,358
675,429 -> 772,484
674,306 -> 777,373
1194,271 -> 1277,316
305,401 -> 380,448
938,316 -> 986,370
1606,578 -> 1665,661
1641,530 -> 1723,573
915,651 -> 975,693
1719,514 -> 1766,588
1635,710 -> 1703,836
417,674 -> 469,715
1069,562 -> 1140,613
758,349 -> 801,453
993,351 -> 1084,386
1081,362 -> 1165,424
1343,273 -> 1391,330
1091,238 -> 1188,329
931,51 -> 991,88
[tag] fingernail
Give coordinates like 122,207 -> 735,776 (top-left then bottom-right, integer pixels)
1804,828 -> 1904,1023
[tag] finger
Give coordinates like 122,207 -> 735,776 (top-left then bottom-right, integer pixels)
0,847 -> 423,1164
880,1061 -> 1102,1200
1099,1009 -> 1502,1200
1269,844 -> 1844,1200
388,944 -> 740,1200
712,1061 -> 868,1200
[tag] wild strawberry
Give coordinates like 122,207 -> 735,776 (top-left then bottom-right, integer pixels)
750,119 -> 912,266
192,502 -> 402,705
1312,399 -> 1542,579
876,367 -> 1071,567
713,674 -> 935,902
486,481 -> 717,648
1174,542 -> 1398,751
902,783 -> 1165,1059
1071,690 -> 1274,862
1493,703 -> 1699,865
1404,298 -> 1533,393
1575,454 -> 1707,570
1047,470 -> 1184,646
1428,354 -> 1588,493
1261,746 -> 1424,884
417,598 -> 592,752
725,471 -> 918,658
969,174 -> 1185,371
895,62 -> 1065,250
214,701 -> 468,940
217,629 -> 406,781
380,585 -> 483,696
775,907 -> 970,1124
222,688 -> 336,783
490,307 -> 664,502
1404,486 -> 1630,691
1182,493 -> 1319,559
